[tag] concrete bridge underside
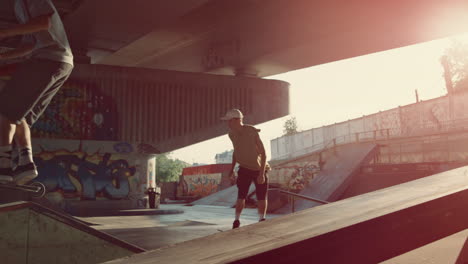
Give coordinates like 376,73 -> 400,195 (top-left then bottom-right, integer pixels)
62,0 -> 467,151
38,64 -> 290,153
2,1 -> 468,150
63,0 -> 468,77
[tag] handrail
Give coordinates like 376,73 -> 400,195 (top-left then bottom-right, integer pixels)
277,189 -> 329,204
269,188 -> 329,214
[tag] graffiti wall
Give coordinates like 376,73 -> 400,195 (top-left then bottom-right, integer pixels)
180,164 -> 232,198
0,72 -> 119,141
272,92 -> 468,160
31,80 -> 119,141
32,139 -> 156,209
269,157 -> 320,191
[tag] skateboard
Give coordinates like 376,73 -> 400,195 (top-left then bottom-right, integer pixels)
0,181 -> 46,198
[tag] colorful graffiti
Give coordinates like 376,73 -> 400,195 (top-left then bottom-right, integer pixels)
179,164 -> 232,198
113,142 -> 134,154
183,174 -> 222,197
35,149 -> 137,200
31,81 -> 118,140
185,174 -> 221,197
272,93 -> 468,160
270,161 -> 319,191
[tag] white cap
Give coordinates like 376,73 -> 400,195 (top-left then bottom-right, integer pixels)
220,109 -> 244,120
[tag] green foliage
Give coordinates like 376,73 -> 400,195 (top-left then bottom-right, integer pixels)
441,39 -> 468,93
156,153 -> 189,183
283,116 -> 299,135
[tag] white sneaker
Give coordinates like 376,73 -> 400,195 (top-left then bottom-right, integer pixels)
13,163 -> 38,185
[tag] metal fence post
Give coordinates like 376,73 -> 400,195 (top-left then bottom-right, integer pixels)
292,197 -> 295,213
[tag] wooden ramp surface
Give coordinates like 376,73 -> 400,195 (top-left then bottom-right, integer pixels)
105,166 -> 468,264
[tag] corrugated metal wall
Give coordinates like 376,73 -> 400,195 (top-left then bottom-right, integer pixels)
94,78 -> 253,143
32,64 -> 289,153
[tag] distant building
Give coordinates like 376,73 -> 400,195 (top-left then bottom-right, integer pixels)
215,150 -> 233,164
191,162 -> 208,167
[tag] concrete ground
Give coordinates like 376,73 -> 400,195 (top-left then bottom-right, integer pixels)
78,203 -> 283,250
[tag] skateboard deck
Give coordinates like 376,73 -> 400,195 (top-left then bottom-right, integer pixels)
0,181 -> 46,198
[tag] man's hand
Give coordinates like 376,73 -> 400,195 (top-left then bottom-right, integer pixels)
257,171 -> 265,184
229,171 -> 236,185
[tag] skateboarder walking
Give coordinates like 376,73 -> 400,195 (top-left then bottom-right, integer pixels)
0,0 -> 74,184
221,109 -> 269,229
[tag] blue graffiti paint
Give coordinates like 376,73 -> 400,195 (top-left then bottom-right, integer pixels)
35,156 -> 79,193
113,142 -> 134,154
35,152 -> 135,200
31,83 -> 119,140
76,153 -> 132,200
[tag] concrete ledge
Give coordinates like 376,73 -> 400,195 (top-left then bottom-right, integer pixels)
105,166 -> 468,264
83,208 -> 184,217
0,201 -> 144,264
64,199 -> 147,216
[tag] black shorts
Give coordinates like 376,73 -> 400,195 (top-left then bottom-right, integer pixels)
236,166 -> 269,200
0,58 -> 73,126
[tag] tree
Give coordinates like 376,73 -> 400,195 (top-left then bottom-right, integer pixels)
283,116 -> 299,135
156,153 -> 189,183
440,38 -> 468,93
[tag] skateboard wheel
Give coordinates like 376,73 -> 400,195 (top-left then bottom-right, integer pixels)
30,182 -> 46,198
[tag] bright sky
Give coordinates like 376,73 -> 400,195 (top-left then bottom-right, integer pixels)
171,32 -> 468,165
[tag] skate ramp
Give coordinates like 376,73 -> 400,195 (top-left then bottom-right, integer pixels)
0,201 -> 144,264
190,184 -> 255,207
280,142 -> 378,213
105,166 -> 468,264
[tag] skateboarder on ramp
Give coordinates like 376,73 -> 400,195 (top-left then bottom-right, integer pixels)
0,0 -> 73,189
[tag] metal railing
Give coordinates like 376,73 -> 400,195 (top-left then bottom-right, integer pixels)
269,188 -> 329,213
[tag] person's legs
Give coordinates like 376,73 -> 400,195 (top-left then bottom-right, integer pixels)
14,120 -> 32,149
13,119 -> 38,184
0,115 -> 16,146
0,114 -> 15,181
0,60 -> 49,181
235,199 -> 245,221
233,198 -> 245,228
233,167 -> 252,229
0,59 -> 72,184
254,172 -> 269,221
257,200 -> 268,220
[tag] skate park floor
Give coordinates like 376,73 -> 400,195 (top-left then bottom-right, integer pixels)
78,203 -> 283,251
78,202 -> 468,264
